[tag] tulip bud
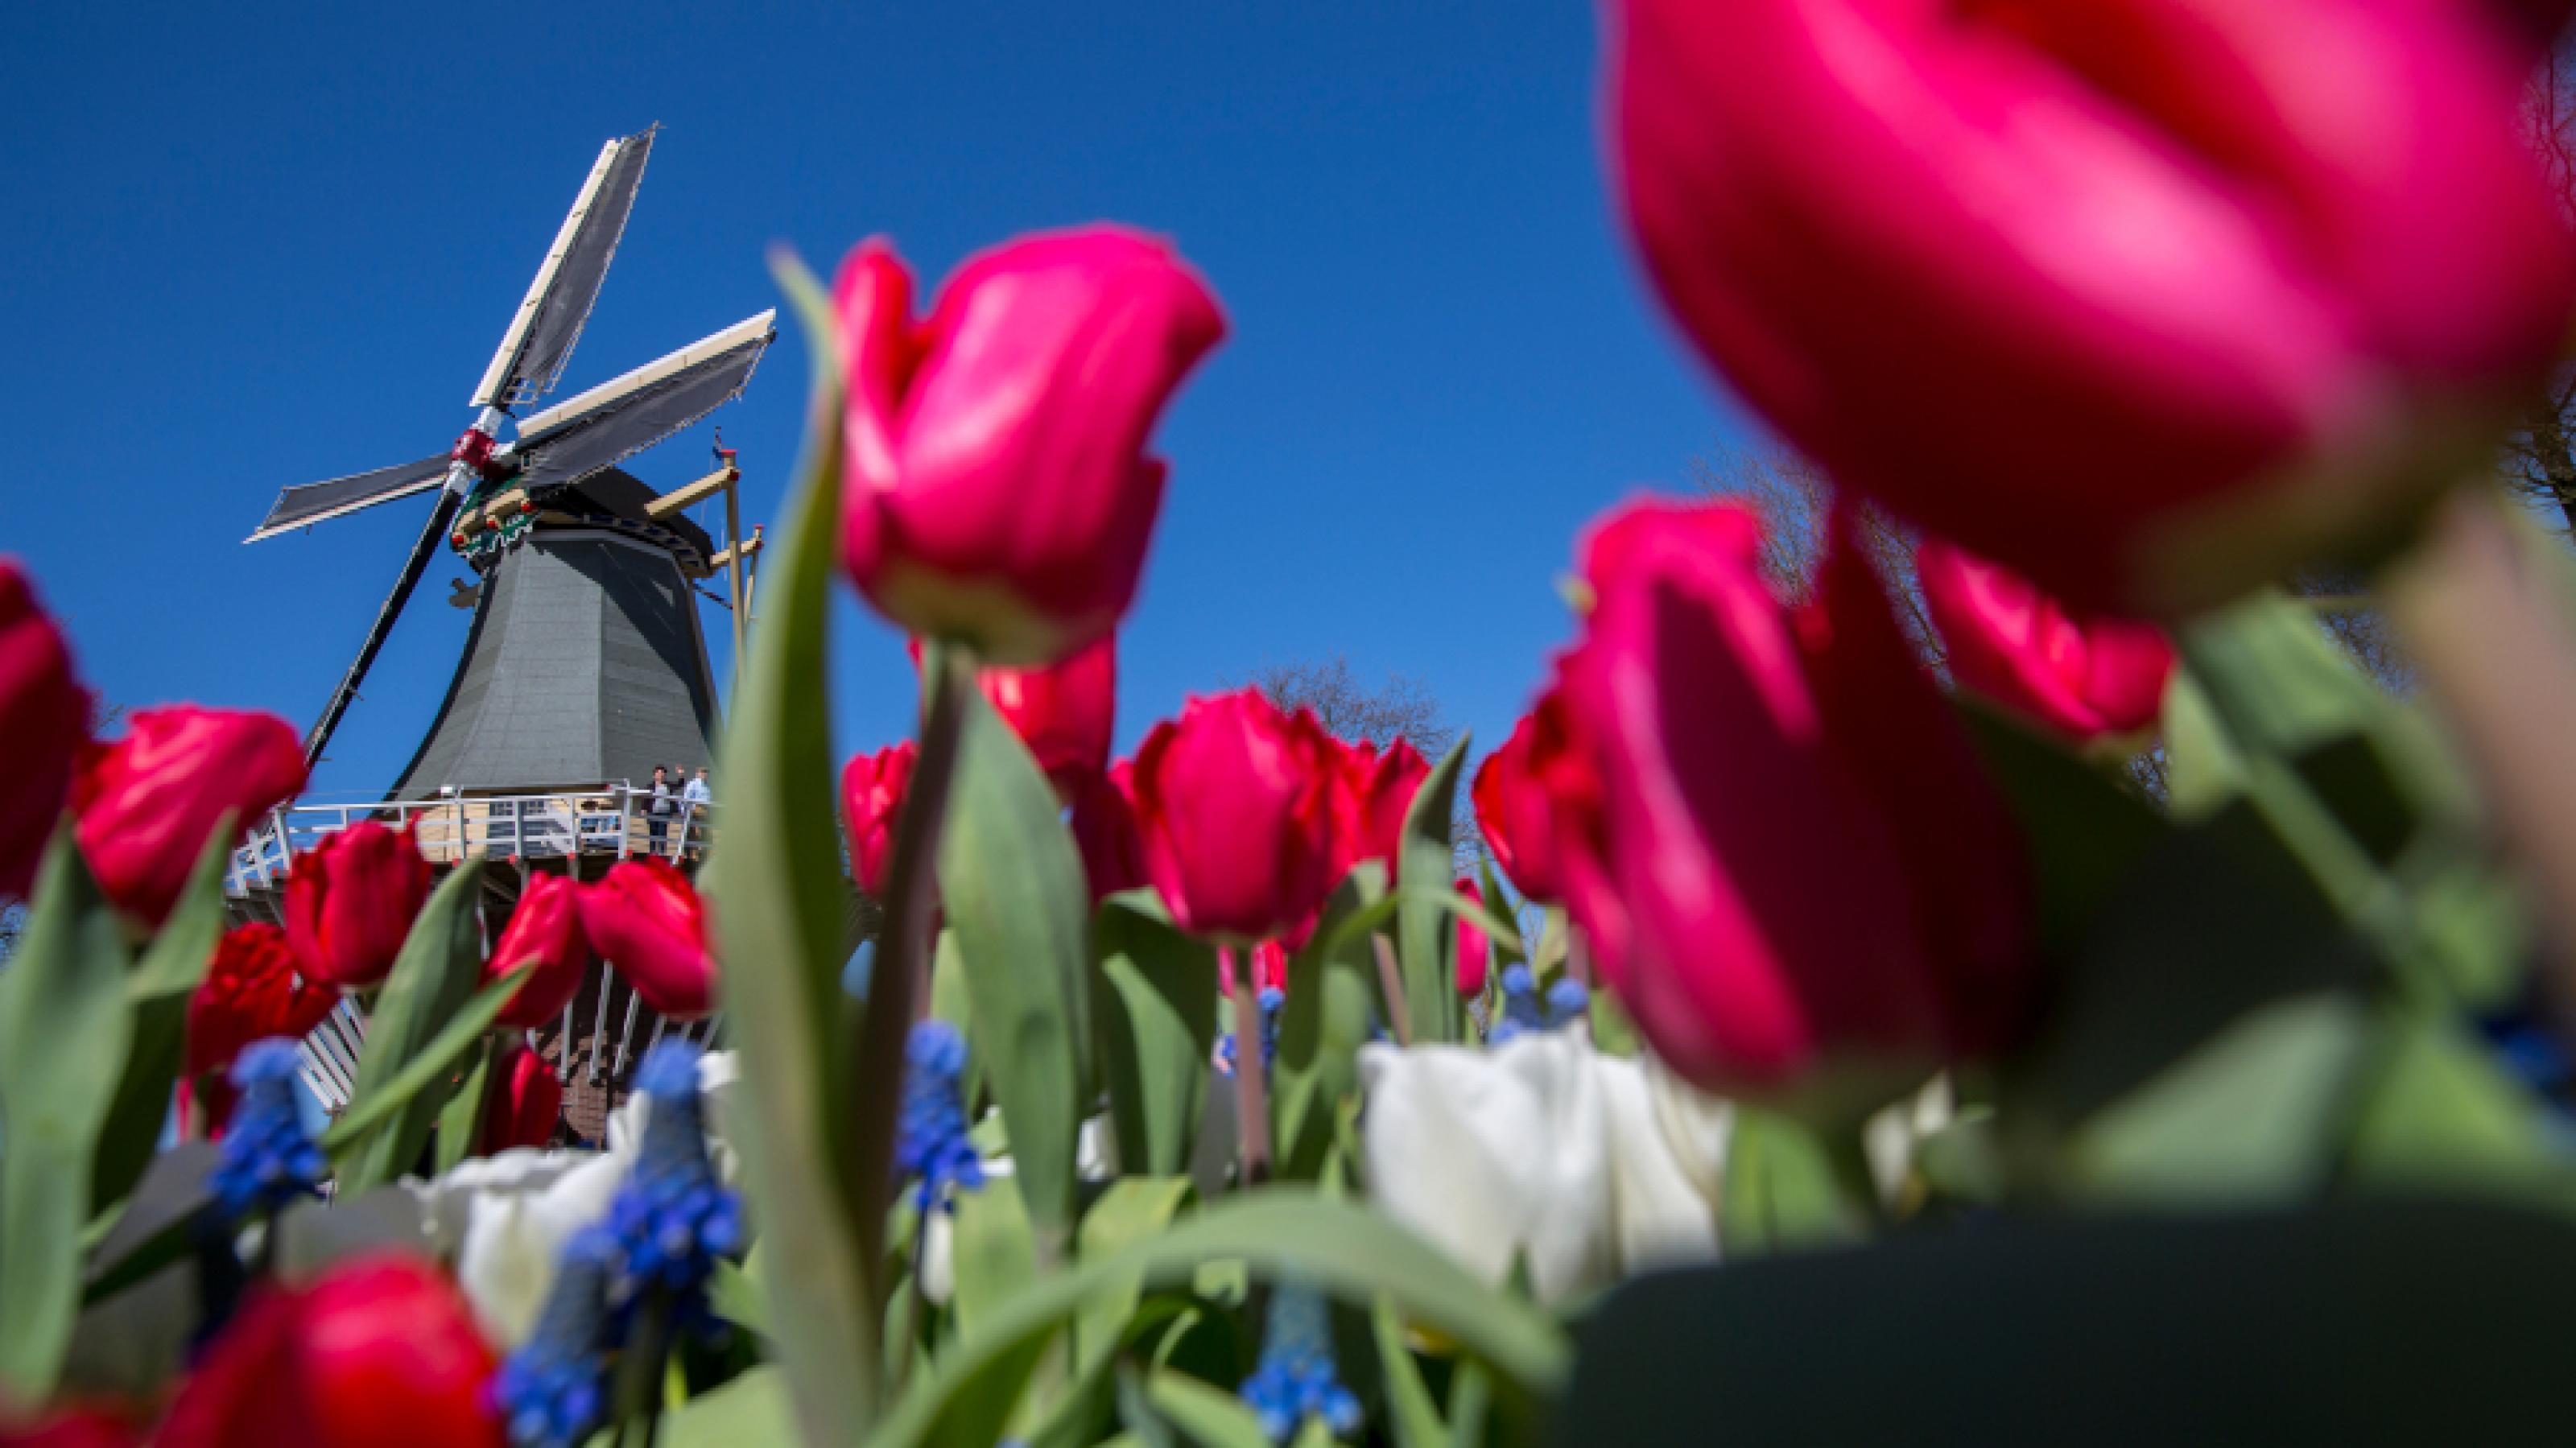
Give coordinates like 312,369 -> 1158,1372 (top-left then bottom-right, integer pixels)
1471,691 -> 1591,906
1131,691 -> 1340,943
837,229 -> 1226,666
1455,878 -> 1491,998
188,922 -> 336,1083
1067,761 -> 1147,903
480,1039 -> 561,1153
840,741 -> 917,899
158,1254 -> 504,1448
0,559 -> 88,901
1917,538 -> 2176,743
579,858 -> 716,1020
484,872 -> 590,1030
1557,499 -> 2032,1091
911,634 -> 1117,795
71,706 -> 305,926
1608,0 -> 2576,613
1329,737 -> 1428,885
283,821 -> 431,991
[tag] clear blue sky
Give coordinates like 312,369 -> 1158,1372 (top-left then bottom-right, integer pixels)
1,0 -> 1752,799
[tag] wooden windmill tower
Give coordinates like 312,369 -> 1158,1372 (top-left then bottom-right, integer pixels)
230,128 -> 774,1140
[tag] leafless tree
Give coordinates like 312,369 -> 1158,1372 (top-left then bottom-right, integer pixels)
2507,43 -> 2576,536
1245,656 -> 1458,761
1687,442 -> 1946,670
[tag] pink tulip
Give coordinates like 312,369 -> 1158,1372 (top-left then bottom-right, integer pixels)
72,707 -> 306,926
0,559 -> 88,900
1131,690 -> 1340,943
1918,538 -> 2176,742
283,821 -> 431,991
840,742 -> 917,898
1608,0 -> 2575,613
1557,498 -> 2032,1091
837,229 -> 1226,665
1455,877 -> 1490,998
1330,736 -> 1429,884
1471,691 -> 1591,906
1069,761 -> 1148,903
478,1039 -> 561,1153
483,872 -> 590,1029
580,858 -> 716,1020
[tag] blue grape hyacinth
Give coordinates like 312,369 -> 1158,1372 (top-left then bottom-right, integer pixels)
897,1020 -> 985,1213
1488,965 -> 1588,1046
604,1039 -> 743,1311
1239,1282 -> 1362,1444
206,1038 -> 325,1218
493,1227 -> 620,1448
1216,986 -> 1286,1078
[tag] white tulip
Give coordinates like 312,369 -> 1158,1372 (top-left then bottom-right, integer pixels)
1357,1033 -> 1732,1306
402,1049 -> 740,1346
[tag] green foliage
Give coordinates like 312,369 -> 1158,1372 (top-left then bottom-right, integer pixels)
1396,739 -> 1470,1045
706,246 -> 883,1443
942,679 -> 1096,1261
89,826 -> 232,1220
1719,1108 -> 1865,1256
1274,867 -> 1387,1181
1093,893 -> 1219,1178
0,831 -> 134,1401
330,860 -> 493,1194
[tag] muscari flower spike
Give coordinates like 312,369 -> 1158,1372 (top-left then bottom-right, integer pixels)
206,1038 -> 325,1218
1487,965 -> 1587,1046
493,1227 -> 620,1448
1239,1281 -> 1362,1445
1216,986 -> 1286,1079
897,1020 -> 985,1213
604,1039 -> 743,1315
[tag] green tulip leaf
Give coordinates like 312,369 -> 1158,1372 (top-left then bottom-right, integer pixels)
1395,738 -> 1469,1044
0,830 -> 134,1402
1275,867 -> 1386,1181
704,245 -> 881,1442
333,859 -> 489,1194
317,970 -> 521,1157
954,1176 -> 1040,1342
1719,1108 -> 1866,1257
1095,896 -> 1220,1178
432,1033 -> 497,1175
1955,699 -> 2168,959
942,678 -> 1096,1263
1074,1176 -> 1197,1376
2343,1011 -> 2563,1193
867,1190 -> 1571,1448
664,1365 -> 797,1446
1372,1293 -> 1444,1448
1142,1371 -> 1272,1448
90,823 -> 234,1219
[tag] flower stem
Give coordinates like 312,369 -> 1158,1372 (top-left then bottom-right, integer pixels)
1231,947 -> 1273,1185
1370,934 -> 1413,1046
2389,491 -> 2576,1024
894,1205 -> 930,1388
845,642 -> 972,1318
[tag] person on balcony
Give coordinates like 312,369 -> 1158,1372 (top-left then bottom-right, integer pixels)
646,766 -> 674,856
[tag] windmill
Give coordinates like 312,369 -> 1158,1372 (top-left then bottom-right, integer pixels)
246,125 -> 775,774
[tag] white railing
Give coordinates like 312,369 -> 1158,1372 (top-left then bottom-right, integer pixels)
227,786 -> 716,897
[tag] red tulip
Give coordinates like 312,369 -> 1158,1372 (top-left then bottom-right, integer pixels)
1918,538 -> 2176,742
1068,761 -> 1148,902
1131,691 -> 1340,942
580,857 -> 716,1020
1455,877 -> 1490,998
158,1254 -> 502,1448
1329,737 -> 1429,884
72,707 -> 304,927
0,559 -> 88,901
188,922 -> 336,1082
837,229 -> 1226,666
1609,0 -> 2575,613
0,1407 -> 139,1448
283,821 -> 431,991
484,873 -> 589,1029
1470,691 -> 1591,906
478,1039 -> 560,1153
1557,498 -> 2032,1091
840,741 -> 917,898
910,634 -> 1118,794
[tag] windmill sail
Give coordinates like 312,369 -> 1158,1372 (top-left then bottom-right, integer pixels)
470,127 -> 656,409
245,452 -> 453,542
510,311 -> 775,492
